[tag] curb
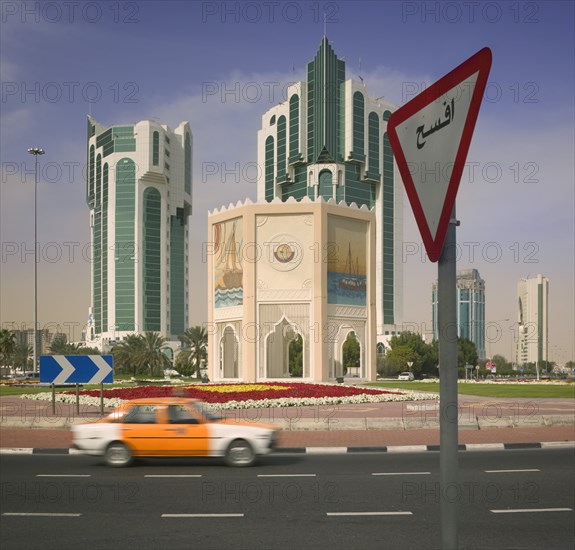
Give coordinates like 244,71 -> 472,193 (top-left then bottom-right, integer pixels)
2,414 -> 574,431
1,441 -> 573,456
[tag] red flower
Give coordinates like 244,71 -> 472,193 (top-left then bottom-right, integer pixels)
67,382 -> 401,404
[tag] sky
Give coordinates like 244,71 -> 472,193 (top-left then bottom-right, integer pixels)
0,0 -> 573,364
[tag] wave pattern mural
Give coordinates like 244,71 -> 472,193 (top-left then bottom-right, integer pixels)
214,218 -> 243,308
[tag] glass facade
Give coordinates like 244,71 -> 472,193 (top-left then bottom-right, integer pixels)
318,169 -> 333,199
367,112 -> 380,181
115,158 -> 136,331
170,210 -> 186,338
383,120 -> 395,324
307,37 -> 345,163
185,132 -> 192,195
276,116 -> 287,183
265,136 -> 275,201
87,120 -> 190,344
288,94 -> 301,164
143,187 -> 162,331
152,131 -> 160,166
432,269 -> 485,358
351,91 -> 365,162
96,126 -> 136,158
102,163 -> 108,333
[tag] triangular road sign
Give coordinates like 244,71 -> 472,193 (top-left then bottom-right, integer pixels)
387,47 -> 492,262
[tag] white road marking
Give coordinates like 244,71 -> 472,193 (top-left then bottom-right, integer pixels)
306,447 -> 348,454
387,445 -> 428,453
36,474 -> 91,477
145,475 -> 202,478
465,443 -> 505,451
541,442 -> 575,448
372,472 -> 431,476
491,508 -> 573,514
257,474 -> 316,478
484,469 -> 540,473
3,513 -> 82,517
327,511 -> 413,516
162,513 -> 244,518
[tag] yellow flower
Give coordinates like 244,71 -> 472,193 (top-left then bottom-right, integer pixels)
193,384 -> 289,393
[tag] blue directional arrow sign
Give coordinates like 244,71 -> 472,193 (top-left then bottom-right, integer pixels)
40,355 -> 113,384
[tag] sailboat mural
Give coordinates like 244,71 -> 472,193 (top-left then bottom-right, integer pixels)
214,218 -> 243,308
339,243 -> 367,292
328,217 -> 367,306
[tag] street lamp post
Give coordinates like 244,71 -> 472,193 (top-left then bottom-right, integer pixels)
27,147 -> 44,373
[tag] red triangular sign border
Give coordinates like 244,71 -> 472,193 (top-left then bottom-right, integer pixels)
387,47 -> 492,262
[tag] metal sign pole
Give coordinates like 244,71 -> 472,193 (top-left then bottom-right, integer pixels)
439,206 -> 459,549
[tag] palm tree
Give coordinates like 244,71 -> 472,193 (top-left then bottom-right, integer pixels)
0,329 -> 17,375
48,334 -> 81,355
178,326 -> 208,378
111,332 -> 170,377
139,332 -> 171,377
13,342 -> 32,372
111,334 -> 146,376
49,335 -> 100,356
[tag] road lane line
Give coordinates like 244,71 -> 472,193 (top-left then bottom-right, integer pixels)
145,475 -> 202,478
327,512 -> 413,516
36,474 -> 91,477
372,472 -> 431,476
3,513 -> 82,517
161,513 -> 244,518
484,469 -> 540,473
491,508 -> 573,514
257,474 -> 317,478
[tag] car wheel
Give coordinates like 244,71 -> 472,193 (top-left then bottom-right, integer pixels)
224,439 -> 255,467
104,442 -> 133,467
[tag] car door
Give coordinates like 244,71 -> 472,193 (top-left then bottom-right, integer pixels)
121,404 -> 165,456
158,404 -> 210,456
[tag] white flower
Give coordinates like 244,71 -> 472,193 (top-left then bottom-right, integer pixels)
20,387 -> 438,410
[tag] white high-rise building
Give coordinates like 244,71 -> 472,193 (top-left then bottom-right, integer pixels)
517,274 -> 549,365
256,37 -> 403,341
85,117 -> 192,349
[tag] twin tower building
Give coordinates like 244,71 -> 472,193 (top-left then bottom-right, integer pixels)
86,38 -> 404,381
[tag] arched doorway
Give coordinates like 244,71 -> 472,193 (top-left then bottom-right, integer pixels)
219,326 -> 239,378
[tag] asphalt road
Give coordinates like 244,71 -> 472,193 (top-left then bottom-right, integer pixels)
1,450 -> 573,550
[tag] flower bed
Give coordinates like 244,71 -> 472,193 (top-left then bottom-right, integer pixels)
21,382 -> 438,410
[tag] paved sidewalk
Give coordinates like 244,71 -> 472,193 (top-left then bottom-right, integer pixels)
1,394 -> 573,453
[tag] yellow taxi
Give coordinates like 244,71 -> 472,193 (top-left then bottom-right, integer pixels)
71,397 -> 280,467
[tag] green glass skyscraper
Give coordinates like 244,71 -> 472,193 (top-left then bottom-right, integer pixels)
257,38 -> 404,338
86,116 -> 192,348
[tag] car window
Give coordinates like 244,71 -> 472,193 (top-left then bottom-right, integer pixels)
123,405 -> 158,424
190,401 -> 222,422
168,405 -> 200,425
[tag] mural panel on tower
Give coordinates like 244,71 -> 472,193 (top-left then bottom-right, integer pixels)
327,216 -> 367,306
214,217 -> 243,308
